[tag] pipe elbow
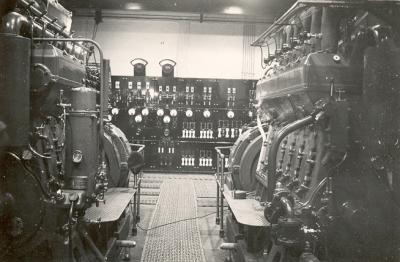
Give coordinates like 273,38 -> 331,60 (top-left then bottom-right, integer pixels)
1,12 -> 30,35
266,115 -> 316,201
280,196 -> 294,218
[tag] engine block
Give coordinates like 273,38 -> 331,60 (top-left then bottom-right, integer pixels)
0,1 -> 140,261
221,1 -> 400,262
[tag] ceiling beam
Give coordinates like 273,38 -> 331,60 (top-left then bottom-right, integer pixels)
72,8 -> 276,24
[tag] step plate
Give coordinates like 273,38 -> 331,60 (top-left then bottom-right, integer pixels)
85,187 -> 136,222
223,185 -> 269,227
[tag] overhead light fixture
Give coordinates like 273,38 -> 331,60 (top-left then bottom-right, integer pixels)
223,6 -> 243,15
125,3 -> 143,10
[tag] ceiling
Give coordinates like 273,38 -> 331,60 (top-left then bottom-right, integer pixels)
60,0 -> 296,18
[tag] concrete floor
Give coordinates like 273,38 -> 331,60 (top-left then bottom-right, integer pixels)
126,173 -> 226,262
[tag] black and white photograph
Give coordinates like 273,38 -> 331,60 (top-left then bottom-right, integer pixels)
1,0 -> 400,261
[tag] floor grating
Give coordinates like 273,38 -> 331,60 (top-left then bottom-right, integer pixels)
140,180 -> 206,262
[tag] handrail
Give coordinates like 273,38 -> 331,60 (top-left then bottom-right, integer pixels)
129,143 -> 146,153
215,146 -> 231,158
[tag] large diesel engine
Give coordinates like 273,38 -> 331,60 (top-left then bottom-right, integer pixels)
0,1 -> 140,261
219,1 -> 400,261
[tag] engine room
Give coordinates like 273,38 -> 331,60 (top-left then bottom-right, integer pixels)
1,0 -> 400,261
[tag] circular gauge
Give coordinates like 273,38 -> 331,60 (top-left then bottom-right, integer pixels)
248,111 -> 253,118
163,115 -> 171,124
186,109 -> 193,118
157,108 -> 165,117
135,115 -> 143,123
142,108 -> 149,116
227,110 -> 235,119
170,109 -> 178,117
203,109 -> 211,118
128,108 -> 136,116
111,108 -> 119,115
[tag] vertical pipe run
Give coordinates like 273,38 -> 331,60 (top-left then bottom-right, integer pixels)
304,14 -> 312,33
321,7 -> 340,52
310,7 -> 322,51
285,25 -> 292,46
66,87 -> 99,196
220,183 -> 224,238
216,155 -> 220,225
137,177 -> 141,220
220,152 -> 225,237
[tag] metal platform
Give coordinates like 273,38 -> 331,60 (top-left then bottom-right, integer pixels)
223,185 -> 269,227
141,179 -> 206,262
85,187 -> 135,222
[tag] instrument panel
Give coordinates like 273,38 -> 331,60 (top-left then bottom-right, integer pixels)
110,76 -> 257,172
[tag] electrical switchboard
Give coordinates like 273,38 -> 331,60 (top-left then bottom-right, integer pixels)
109,76 -> 257,172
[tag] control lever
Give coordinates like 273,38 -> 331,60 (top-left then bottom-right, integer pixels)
67,193 -> 79,261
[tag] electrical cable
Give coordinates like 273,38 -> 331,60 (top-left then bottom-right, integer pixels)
136,208 -> 229,232
28,143 -> 52,159
5,152 -> 51,199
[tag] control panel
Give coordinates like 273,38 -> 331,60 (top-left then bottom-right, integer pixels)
109,76 -> 256,172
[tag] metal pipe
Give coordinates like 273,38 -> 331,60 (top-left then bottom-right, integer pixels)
266,115 -> 315,201
1,12 -> 89,56
310,7 -> 322,35
216,164 -> 220,225
1,13 -> 58,40
68,202 -> 75,262
129,143 -> 146,153
79,229 -> 106,262
137,177 -> 141,220
310,7 -> 322,51
280,197 -> 294,218
321,7 -> 339,52
0,12 -> 29,35
18,0 -> 72,38
252,0 -> 400,47
220,188 -> 224,237
116,240 -> 136,248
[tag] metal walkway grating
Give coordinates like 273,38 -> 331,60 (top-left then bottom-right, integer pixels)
140,179 -> 206,262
